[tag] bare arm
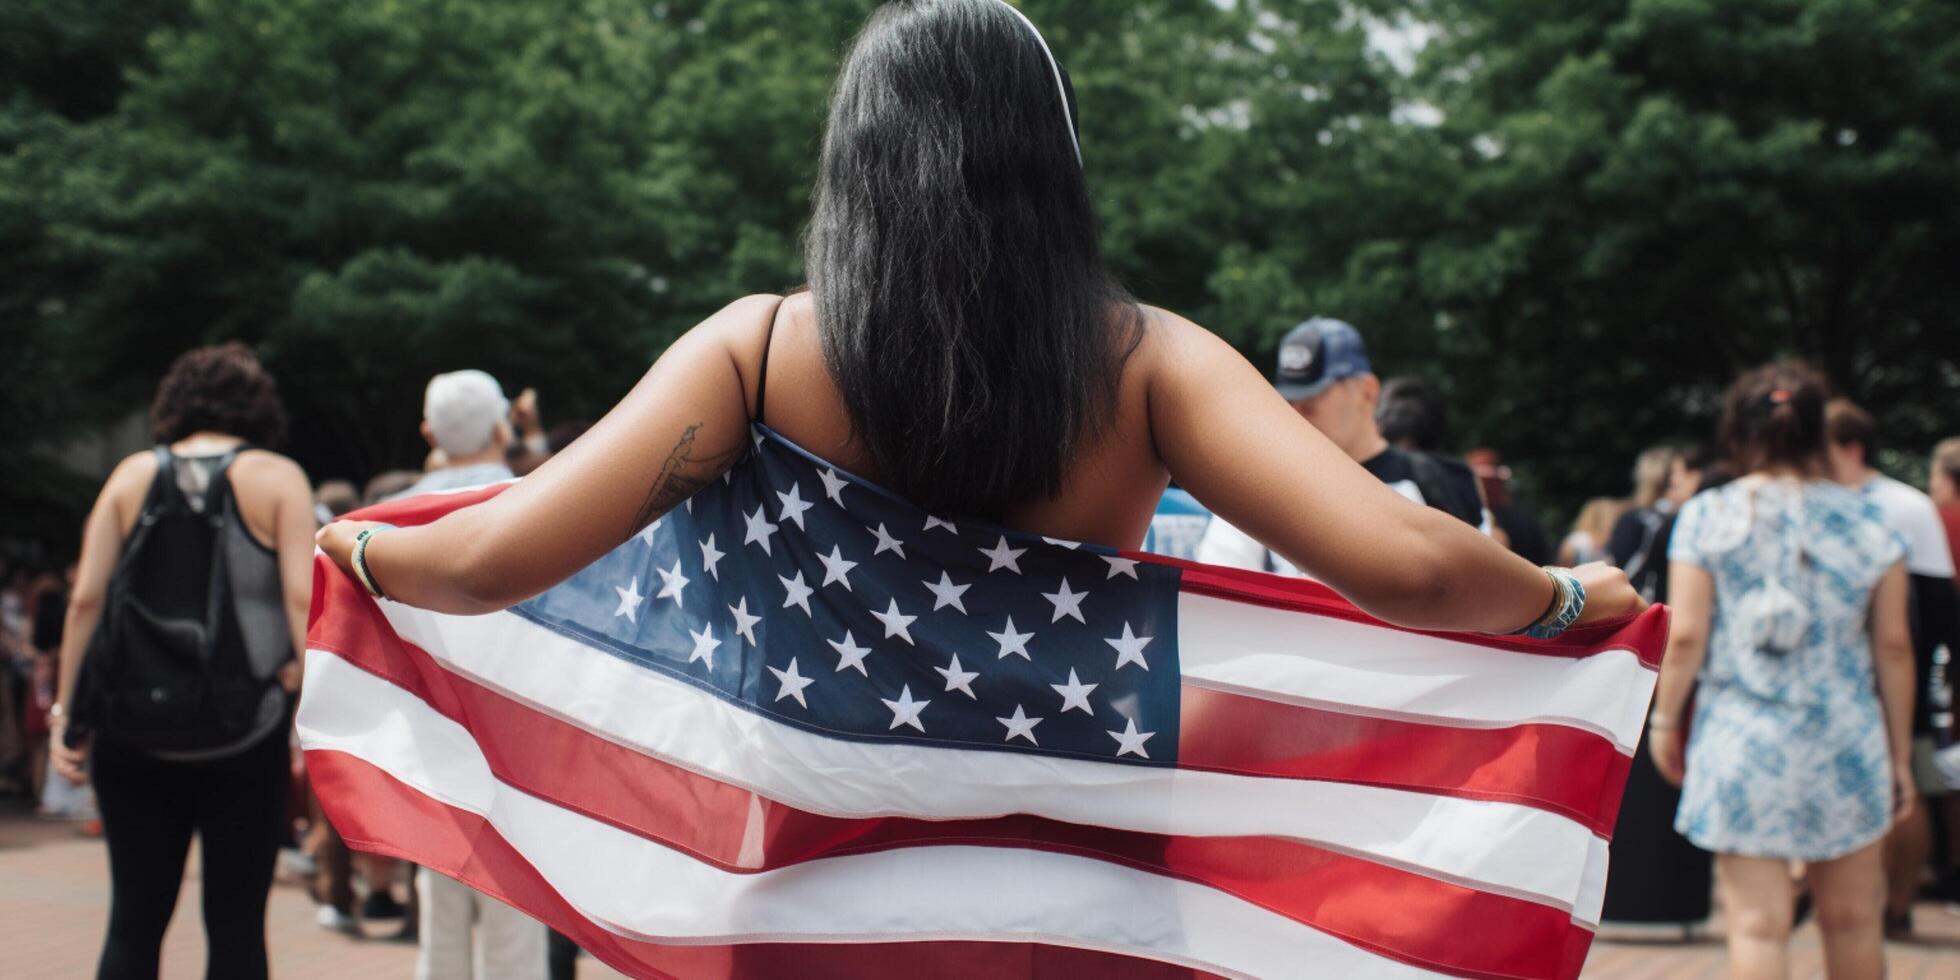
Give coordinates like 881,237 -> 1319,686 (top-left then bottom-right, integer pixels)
51,454 -> 153,779
1145,312 -> 1634,632
1870,563 -> 1917,811
325,295 -> 773,614
258,456 -> 320,676
1649,561 -> 1711,724
1645,561 -> 1710,784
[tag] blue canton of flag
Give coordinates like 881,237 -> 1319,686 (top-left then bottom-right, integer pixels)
517,424 -> 1184,764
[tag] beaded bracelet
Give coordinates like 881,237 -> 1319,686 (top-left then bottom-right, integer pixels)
352,525 -> 395,600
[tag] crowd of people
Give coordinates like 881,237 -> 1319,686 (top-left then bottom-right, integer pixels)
2,3 -> 1952,978
1139,315 -> 1960,976
6,316 -> 1954,979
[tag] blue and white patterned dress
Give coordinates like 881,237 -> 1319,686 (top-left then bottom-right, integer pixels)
1670,478 -> 1904,860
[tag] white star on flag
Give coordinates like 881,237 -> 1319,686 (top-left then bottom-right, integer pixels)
1105,622 -> 1153,671
1042,577 -> 1089,624
818,467 -> 849,507
612,577 -> 643,624
1040,536 -> 1082,550
728,597 -> 762,647
979,535 -> 1026,574
779,571 -> 814,617
743,505 -> 778,555
654,560 -> 689,609
867,523 -> 907,559
1107,717 -> 1156,759
767,658 -> 814,708
934,654 -> 979,699
776,483 -> 814,530
924,515 -> 958,535
1102,555 -> 1140,580
827,630 -> 872,676
987,617 -> 1034,661
699,534 -> 725,581
636,518 -> 661,546
996,704 -> 1043,745
687,623 -> 720,669
871,598 -> 917,645
881,685 -> 930,732
817,544 -> 858,591
923,571 -> 971,613
1051,668 -> 1097,715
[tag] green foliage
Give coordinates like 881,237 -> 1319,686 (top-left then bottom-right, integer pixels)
1389,0 -> 1960,510
3,0 -> 1956,552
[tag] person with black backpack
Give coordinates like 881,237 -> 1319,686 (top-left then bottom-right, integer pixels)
47,343 -> 316,980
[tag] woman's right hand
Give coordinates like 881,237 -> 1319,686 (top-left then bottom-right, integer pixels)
1648,725 -> 1686,786
49,718 -> 89,785
1569,562 -> 1646,627
1894,760 -> 1918,826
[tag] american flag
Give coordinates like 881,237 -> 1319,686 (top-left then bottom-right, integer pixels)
300,424 -> 1667,979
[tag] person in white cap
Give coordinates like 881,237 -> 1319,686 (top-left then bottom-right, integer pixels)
394,371 -> 546,979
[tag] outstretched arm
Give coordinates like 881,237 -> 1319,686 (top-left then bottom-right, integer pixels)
321,295 -> 778,614
1144,310 -> 1637,632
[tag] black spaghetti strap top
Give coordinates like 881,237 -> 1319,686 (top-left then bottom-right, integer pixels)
753,296 -> 787,426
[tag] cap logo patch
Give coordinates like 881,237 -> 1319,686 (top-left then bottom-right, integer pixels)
1278,344 -> 1315,373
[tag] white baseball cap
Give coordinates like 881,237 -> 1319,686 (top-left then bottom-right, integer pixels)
423,370 -> 510,456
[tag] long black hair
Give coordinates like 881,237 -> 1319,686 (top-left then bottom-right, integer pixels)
807,0 -> 1141,519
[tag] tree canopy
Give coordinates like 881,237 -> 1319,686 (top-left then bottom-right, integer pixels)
4,0 -> 1956,553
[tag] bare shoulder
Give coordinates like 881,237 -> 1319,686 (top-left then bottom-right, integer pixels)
231,449 -> 312,496
104,450 -> 160,497
696,293 -> 792,355
1131,304 -> 1252,387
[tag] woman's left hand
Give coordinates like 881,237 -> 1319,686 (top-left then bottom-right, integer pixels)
1648,725 -> 1685,786
315,520 -> 387,580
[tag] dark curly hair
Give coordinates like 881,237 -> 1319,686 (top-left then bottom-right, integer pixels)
150,343 -> 288,447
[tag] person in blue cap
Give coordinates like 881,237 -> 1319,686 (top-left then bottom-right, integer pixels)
1196,317 -> 1484,575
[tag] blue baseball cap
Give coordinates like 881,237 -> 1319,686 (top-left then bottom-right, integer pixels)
1273,317 -> 1371,401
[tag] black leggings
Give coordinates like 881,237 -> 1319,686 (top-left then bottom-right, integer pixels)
90,729 -> 290,980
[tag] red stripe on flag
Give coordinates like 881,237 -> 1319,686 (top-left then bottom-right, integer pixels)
308,750 -> 1226,980
1179,684 -> 1632,836
309,568 -> 1598,979
344,483 -> 511,527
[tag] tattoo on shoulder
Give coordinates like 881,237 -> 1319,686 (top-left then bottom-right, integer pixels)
630,423 -> 736,536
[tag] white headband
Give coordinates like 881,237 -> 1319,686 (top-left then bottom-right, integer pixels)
993,0 -> 1081,163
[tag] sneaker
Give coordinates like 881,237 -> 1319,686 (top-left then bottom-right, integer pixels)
316,904 -> 361,937
280,849 -> 320,879
360,890 -> 406,921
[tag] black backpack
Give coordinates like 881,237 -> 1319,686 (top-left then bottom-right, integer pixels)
68,447 -> 291,752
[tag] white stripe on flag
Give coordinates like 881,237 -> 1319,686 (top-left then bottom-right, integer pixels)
1178,593 -> 1655,751
352,604 -> 1611,919
298,657 -> 1445,980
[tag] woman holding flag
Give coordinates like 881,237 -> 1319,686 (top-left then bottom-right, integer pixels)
313,2 -> 1649,976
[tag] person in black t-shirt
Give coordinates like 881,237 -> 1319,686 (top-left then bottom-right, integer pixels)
1196,318 -> 1483,574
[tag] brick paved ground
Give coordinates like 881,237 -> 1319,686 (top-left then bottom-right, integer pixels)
3,804 -> 1957,978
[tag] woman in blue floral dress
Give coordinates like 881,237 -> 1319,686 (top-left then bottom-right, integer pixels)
1647,362 -> 1914,979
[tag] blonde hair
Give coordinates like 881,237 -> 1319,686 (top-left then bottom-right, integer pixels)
1629,446 -> 1677,509
1573,496 -> 1628,543
1933,437 -> 1960,488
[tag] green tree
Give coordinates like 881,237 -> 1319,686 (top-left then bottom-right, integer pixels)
1387,0 -> 1960,508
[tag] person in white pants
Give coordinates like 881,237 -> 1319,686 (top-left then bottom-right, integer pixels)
416,869 -> 547,980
